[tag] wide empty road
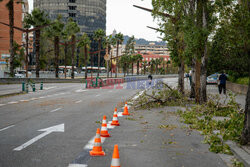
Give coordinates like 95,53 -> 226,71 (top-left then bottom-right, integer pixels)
0,78 -> 228,167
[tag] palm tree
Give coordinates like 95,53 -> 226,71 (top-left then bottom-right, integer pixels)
135,54 -> 143,75
94,29 -> 105,77
24,8 -> 49,78
45,16 -> 64,78
114,32 -> 124,78
78,33 -> 91,79
103,35 -> 116,78
141,61 -> 148,75
64,18 -> 80,79
150,59 -> 156,74
120,54 -> 130,77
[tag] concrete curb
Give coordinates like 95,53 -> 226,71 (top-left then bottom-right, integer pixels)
225,141 -> 250,167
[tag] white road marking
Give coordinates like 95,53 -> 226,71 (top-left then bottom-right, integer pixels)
30,98 -> 38,100
68,164 -> 88,167
0,104 -> 6,107
50,108 -> 62,113
43,86 -> 56,90
75,100 -> 82,104
19,99 -> 29,102
109,90 -> 113,93
107,121 -> 115,129
0,125 -> 15,132
96,94 -> 100,97
117,112 -> 123,117
83,136 -> 106,150
8,101 -> 18,104
75,89 -> 87,93
13,124 -> 64,151
39,96 -> 46,99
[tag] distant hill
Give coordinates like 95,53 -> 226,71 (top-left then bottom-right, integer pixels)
123,35 -> 166,46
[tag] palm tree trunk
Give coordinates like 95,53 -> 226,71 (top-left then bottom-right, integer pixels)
64,43 -> 68,79
35,30 -> 40,78
111,51 -> 112,78
97,40 -> 101,77
8,0 -> 14,77
144,63 -> 146,75
84,45 -> 88,79
55,36 -> 59,78
25,32 -> 29,77
107,60 -> 109,78
115,42 -> 119,78
131,62 -> 134,76
137,61 -> 139,75
71,35 -> 75,79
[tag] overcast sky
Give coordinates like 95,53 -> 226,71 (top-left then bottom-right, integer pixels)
28,0 -> 161,41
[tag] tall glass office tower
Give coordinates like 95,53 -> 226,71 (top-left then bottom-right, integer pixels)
34,0 -> 106,34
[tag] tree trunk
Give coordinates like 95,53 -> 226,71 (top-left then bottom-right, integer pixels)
241,35 -> 250,144
35,30 -> 40,78
190,59 -> 196,98
241,71 -> 250,144
137,61 -> 139,75
115,42 -> 119,78
84,45 -> 88,79
55,36 -> 59,78
195,60 -> 201,103
200,2 -> 208,103
9,0 -> 14,77
25,32 -> 29,77
151,63 -> 153,74
163,62 -> 166,74
107,60 -> 109,78
111,50 -> 112,78
144,63 -> 146,75
195,0 -> 203,103
178,59 -> 185,94
64,43 -> 68,79
132,62 -> 134,76
71,35 -> 75,79
97,40 -> 101,77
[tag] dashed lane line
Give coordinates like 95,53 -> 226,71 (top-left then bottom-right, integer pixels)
0,104 -> 6,106
7,101 -> 19,104
75,100 -> 82,104
50,108 -> 62,113
0,125 -> 15,132
68,164 -> 88,167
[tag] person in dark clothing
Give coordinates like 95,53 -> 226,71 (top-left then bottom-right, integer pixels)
218,71 -> 227,94
148,74 -> 153,85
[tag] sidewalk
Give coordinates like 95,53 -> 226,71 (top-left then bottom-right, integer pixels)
87,106 -> 228,167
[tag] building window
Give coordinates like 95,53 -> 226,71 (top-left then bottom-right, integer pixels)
69,13 -> 76,17
69,6 -> 77,10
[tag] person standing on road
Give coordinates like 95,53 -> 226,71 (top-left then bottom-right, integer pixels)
218,71 -> 227,94
148,74 -> 153,85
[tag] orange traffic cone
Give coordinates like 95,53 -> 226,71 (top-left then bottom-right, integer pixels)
111,108 -> 120,126
111,144 -> 120,167
89,128 -> 105,156
122,102 -> 130,115
100,115 -> 111,137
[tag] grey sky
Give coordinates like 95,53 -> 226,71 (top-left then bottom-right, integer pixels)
28,0 -> 161,41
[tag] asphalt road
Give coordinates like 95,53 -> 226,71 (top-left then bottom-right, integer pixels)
0,78 -> 229,167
